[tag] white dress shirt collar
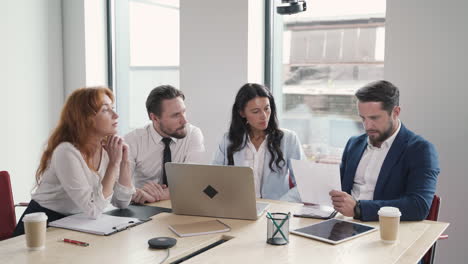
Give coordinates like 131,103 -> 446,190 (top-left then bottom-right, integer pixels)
125,123 -> 206,188
367,119 -> 401,150
149,124 -> 179,145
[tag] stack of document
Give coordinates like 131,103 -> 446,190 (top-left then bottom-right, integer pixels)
291,160 -> 341,219
293,205 -> 338,219
292,159 -> 341,206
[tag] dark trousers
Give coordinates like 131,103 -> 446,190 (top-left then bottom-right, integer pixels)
12,200 -> 66,237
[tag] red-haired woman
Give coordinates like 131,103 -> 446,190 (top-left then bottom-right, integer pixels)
13,87 -> 134,236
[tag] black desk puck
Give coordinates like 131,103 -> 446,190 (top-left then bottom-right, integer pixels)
148,237 -> 177,249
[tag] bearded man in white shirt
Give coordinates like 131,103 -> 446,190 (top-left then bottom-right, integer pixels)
125,85 -> 205,204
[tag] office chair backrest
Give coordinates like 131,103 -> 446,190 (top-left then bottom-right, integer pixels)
0,171 -> 16,241
423,195 -> 441,264
288,174 -> 295,189
426,195 -> 440,222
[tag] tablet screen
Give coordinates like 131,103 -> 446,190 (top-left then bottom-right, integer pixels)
291,219 -> 376,244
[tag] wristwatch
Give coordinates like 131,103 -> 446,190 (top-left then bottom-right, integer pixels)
353,200 -> 362,219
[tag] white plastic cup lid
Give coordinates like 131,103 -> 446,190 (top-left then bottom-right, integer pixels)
23,212 -> 48,222
378,207 -> 402,217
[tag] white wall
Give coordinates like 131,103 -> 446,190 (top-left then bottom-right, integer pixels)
1,0 -> 107,218
62,0 -> 108,95
180,0 -> 264,157
1,0 -> 64,206
62,0 -> 86,95
385,0 -> 468,262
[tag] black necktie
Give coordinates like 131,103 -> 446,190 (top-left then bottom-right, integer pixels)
162,137 -> 172,186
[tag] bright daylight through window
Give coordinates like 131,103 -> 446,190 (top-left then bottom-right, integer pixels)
111,0 -> 179,135
271,0 -> 386,161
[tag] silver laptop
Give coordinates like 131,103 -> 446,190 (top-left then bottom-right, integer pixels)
166,163 -> 269,220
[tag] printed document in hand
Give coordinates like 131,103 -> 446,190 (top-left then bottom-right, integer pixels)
292,159 -> 341,206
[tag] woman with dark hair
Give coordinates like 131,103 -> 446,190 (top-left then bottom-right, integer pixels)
13,87 -> 135,236
213,83 -> 304,200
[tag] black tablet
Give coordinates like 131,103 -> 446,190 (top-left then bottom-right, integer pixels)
290,218 -> 377,244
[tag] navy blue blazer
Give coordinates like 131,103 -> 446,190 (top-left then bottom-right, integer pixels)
341,124 -> 440,221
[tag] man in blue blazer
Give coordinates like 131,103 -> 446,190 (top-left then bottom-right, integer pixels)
329,80 -> 440,221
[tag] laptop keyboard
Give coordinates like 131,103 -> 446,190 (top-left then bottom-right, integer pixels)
256,202 -> 269,216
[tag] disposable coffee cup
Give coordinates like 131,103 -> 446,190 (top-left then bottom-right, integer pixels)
378,207 -> 401,243
23,212 -> 48,250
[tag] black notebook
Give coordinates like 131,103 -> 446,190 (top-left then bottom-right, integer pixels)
105,204 -> 172,220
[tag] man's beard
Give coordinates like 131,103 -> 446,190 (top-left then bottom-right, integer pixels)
368,119 -> 394,146
160,123 -> 187,139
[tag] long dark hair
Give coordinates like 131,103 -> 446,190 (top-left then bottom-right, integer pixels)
227,83 -> 285,171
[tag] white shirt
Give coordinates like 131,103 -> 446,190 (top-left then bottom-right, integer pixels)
124,123 -> 205,188
32,142 -> 135,219
244,136 -> 267,198
352,120 -> 401,200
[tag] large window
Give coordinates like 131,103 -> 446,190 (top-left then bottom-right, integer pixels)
110,0 -> 179,134
268,0 -> 386,160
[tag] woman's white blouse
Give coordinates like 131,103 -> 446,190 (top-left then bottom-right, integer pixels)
213,129 -> 305,200
245,137 -> 267,198
32,142 -> 135,218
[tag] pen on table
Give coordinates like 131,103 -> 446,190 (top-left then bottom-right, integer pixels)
61,238 -> 89,247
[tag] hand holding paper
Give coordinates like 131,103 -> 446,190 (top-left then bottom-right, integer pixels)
329,190 -> 356,217
291,160 -> 341,206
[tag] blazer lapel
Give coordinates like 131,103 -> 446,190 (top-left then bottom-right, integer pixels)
233,150 -> 245,166
232,136 -> 248,166
373,124 -> 409,198
343,138 -> 367,192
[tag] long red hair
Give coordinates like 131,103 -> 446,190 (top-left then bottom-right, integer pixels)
36,87 -> 114,183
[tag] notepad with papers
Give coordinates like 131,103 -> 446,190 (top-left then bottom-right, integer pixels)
168,220 -> 230,237
49,213 -> 150,236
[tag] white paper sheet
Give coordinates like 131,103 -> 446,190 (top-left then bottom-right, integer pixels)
292,160 -> 341,206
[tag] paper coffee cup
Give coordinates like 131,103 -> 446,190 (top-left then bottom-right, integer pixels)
378,207 -> 401,243
23,212 -> 48,250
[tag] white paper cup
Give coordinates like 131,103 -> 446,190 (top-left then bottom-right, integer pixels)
23,212 -> 48,250
378,207 -> 401,243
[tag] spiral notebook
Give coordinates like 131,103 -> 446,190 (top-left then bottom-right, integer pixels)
49,213 -> 150,236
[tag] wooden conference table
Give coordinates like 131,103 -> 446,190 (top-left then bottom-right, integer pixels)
0,199 -> 449,264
